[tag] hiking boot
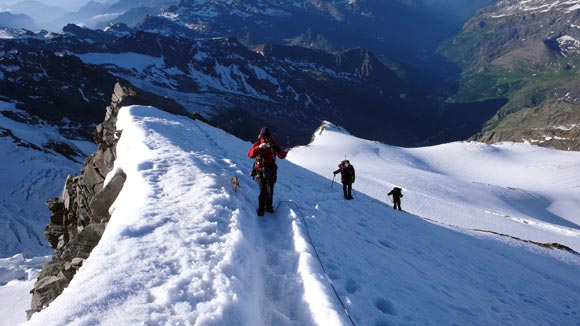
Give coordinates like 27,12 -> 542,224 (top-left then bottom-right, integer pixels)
347,195 -> 354,200
265,207 -> 275,214
257,209 -> 264,217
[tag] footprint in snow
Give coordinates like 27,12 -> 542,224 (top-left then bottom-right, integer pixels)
345,279 -> 361,294
375,298 -> 397,316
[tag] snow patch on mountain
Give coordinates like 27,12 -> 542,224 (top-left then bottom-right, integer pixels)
557,35 -> 580,55
0,29 -> 16,39
490,0 -> 580,17
77,50 -> 276,102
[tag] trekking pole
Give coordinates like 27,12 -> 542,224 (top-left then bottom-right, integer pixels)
331,174 -> 336,189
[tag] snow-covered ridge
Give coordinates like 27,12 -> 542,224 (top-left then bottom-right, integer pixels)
489,0 -> 580,17
24,106 -> 580,325
26,105 -> 347,325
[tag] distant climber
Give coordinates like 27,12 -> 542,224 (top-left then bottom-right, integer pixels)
248,127 -> 287,216
333,160 -> 355,200
387,187 -> 403,211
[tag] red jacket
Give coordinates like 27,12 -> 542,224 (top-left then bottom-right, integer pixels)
248,139 -> 286,172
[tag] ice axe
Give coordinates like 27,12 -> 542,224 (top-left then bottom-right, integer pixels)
331,174 -> 336,189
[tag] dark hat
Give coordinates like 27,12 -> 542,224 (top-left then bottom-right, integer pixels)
260,127 -> 271,137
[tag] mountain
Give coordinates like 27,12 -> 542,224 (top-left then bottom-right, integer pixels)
0,29 -> 119,138
439,0 -> 580,150
136,0 -> 459,82
56,1 -> 117,29
164,0 -> 454,58
2,25 -> 472,147
131,0 -> 507,138
107,0 -> 175,12
12,0 -> 173,32
30,0 -> 93,12
96,6 -> 167,29
0,1 -> 69,24
0,11 -> 37,30
0,27 -> 117,259
423,0 -> 495,22
58,0 -> 177,30
22,100 -> 580,325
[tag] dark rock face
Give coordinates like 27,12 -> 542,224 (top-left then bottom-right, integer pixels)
27,81 -> 196,319
470,98 -> 580,151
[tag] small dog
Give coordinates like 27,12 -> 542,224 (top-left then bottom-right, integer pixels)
231,176 -> 240,192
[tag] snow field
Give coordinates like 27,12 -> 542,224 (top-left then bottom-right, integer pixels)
288,123 -> 580,252
23,107 -> 580,326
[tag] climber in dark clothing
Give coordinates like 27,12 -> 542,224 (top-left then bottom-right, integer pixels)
248,127 -> 287,216
333,160 -> 355,200
387,187 -> 403,210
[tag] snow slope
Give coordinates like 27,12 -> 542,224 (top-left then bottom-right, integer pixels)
0,254 -> 48,326
291,122 -> 580,252
0,101 -> 95,324
24,106 -> 580,325
0,101 -> 94,257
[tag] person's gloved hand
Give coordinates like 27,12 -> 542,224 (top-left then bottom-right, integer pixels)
333,171 -> 338,175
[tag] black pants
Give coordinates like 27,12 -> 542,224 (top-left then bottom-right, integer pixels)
257,175 -> 276,213
342,182 -> 352,198
393,198 -> 401,210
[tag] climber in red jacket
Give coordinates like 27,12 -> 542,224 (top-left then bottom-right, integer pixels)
248,127 -> 287,216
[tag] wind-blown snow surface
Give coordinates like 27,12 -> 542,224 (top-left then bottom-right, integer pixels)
26,107 -> 580,325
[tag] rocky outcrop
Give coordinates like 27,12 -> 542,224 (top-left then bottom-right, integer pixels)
27,81 -> 197,319
470,100 -> 580,151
